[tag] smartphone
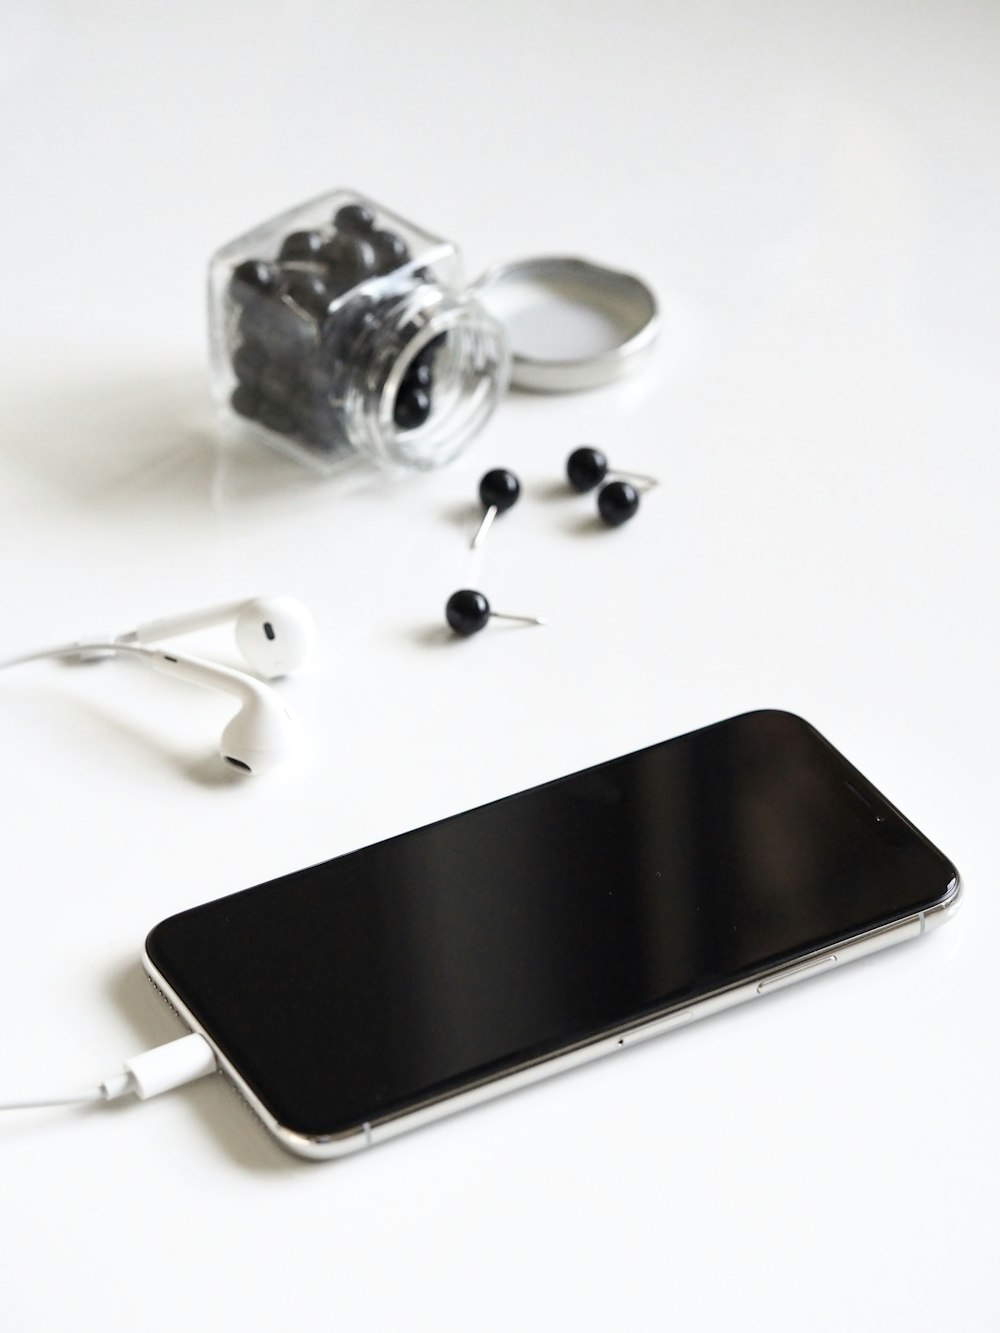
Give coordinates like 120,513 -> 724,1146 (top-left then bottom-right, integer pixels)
144,710 -> 960,1159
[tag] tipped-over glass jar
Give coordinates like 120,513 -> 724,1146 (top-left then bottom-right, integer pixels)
208,190 -> 510,471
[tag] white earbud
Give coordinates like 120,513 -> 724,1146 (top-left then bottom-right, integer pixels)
1,596 -> 314,776
124,596 -> 316,679
116,643 -> 299,775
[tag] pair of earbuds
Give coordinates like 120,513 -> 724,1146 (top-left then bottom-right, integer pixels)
5,597 -> 316,776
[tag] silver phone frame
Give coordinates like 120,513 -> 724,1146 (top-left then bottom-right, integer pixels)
141,875 -> 961,1160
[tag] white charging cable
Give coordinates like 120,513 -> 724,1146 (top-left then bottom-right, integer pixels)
0,1033 -> 218,1111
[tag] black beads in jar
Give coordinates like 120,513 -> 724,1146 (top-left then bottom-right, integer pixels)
209,190 -> 509,473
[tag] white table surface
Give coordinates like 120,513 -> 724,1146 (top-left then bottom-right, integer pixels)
1,2 -> 996,1329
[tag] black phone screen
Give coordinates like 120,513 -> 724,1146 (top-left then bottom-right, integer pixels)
145,711 -> 957,1139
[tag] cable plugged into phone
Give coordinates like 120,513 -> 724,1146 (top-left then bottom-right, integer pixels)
0,1033 -> 218,1112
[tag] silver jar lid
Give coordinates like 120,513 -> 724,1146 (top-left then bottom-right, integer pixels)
473,256 -> 659,392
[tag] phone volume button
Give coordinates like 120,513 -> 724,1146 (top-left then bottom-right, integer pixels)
756,954 -> 838,996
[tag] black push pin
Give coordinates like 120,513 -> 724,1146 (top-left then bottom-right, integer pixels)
471,469 -> 520,549
566,446 -> 657,528
597,480 -> 640,527
445,590 -> 544,637
566,446 -> 658,493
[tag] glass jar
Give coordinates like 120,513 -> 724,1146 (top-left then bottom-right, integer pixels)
208,190 -> 511,471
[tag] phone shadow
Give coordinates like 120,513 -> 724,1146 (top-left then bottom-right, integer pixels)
108,960 -> 311,1174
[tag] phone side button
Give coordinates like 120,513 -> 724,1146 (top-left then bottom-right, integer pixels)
757,954 -> 838,996
619,1010 -> 694,1049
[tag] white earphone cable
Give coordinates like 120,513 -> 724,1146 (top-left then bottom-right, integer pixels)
0,1086 -> 107,1111
0,1033 -> 218,1113
4,639 -> 158,667
0,642 -> 104,672
2,641 -> 223,1112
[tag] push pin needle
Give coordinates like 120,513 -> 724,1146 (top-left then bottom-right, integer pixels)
472,506 -> 498,549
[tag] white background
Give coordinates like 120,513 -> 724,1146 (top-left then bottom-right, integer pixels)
1,2 -> 997,1329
